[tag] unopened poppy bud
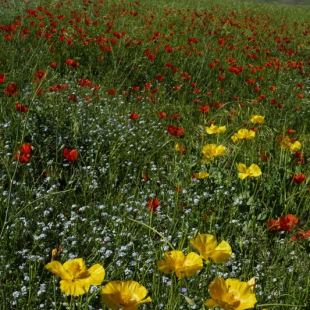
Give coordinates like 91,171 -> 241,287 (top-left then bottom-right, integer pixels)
51,248 -> 58,260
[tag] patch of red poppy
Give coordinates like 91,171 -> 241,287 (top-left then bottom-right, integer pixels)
155,75 -> 164,82
49,62 -> 57,69
63,148 -> 78,162
158,111 -> 167,119
129,113 -> 139,120
5,83 -> 18,96
108,88 -> 117,96
291,229 -> 310,242
13,143 -> 32,163
147,198 -> 160,213
172,114 -> 181,120
13,153 -> 31,163
15,103 -> 28,113
268,214 -> 299,231
168,125 -> 184,137
0,74 -> 6,83
291,173 -> 306,184
35,70 -> 46,82
199,105 -> 210,114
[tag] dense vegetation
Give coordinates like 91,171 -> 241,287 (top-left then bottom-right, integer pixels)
0,0 -> 309,309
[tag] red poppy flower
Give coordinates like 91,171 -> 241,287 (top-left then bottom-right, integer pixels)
49,62 -> 57,68
279,214 -> 299,231
13,153 -> 31,163
65,59 -> 75,66
142,172 -> 148,182
268,214 -> 299,231
35,70 -> 46,81
13,143 -> 32,163
287,129 -> 295,135
199,105 -> 210,114
5,83 -> 18,96
63,148 -> 78,162
108,88 -> 117,96
19,143 -> 32,154
0,74 -> 6,83
291,229 -> 310,242
155,75 -> 164,82
129,113 -> 139,120
15,103 -> 28,113
291,173 -> 306,184
168,125 -> 184,137
172,114 -> 180,120
158,111 -> 167,119
147,198 -> 160,213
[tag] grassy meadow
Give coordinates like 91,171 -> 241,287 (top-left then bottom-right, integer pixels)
0,0 -> 310,309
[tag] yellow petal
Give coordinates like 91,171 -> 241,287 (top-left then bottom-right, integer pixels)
208,278 -> 228,301
231,134 -> 239,143
157,260 -> 172,275
193,171 -> 210,179
215,145 -> 226,156
45,261 -> 71,280
60,279 -> 90,296
237,163 -> 247,173
247,277 -> 256,292
209,241 -> 232,263
101,281 -> 151,310
251,115 -> 265,124
248,164 -> 262,178
204,298 -> 219,308
290,141 -> 301,151
190,234 -> 217,263
87,264 -> 105,285
183,252 -> 203,277
123,280 -> 148,301
101,281 -> 123,310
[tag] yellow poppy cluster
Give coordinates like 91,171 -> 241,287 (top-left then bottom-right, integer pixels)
202,144 -> 226,160
45,259 -> 151,310
157,235 -> 257,309
157,234 -> 232,279
250,115 -> 265,124
206,124 -> 227,134
279,136 -> 301,151
231,128 -> 255,143
237,163 -> 262,180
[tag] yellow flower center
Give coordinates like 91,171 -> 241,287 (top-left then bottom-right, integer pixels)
120,293 -> 137,308
214,292 -> 240,310
66,262 -> 90,280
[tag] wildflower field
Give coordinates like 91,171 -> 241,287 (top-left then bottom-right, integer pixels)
0,0 -> 310,309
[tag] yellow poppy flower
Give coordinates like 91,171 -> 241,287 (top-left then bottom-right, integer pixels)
192,171 -> 210,179
279,136 -> 291,150
206,124 -> 227,134
247,277 -> 256,292
250,115 -> 265,124
237,163 -> 262,180
231,129 -> 255,143
279,136 -> 301,151
202,144 -> 226,159
45,258 -> 105,296
204,277 -> 257,310
290,140 -> 301,151
190,234 -> 232,264
100,280 -> 151,310
157,250 -> 203,279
